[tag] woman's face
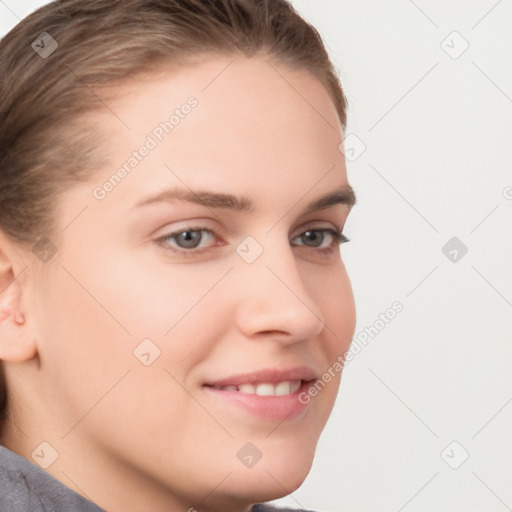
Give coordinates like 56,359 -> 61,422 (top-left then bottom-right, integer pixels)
19,56 -> 356,511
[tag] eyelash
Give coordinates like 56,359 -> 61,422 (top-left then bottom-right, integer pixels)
155,225 -> 350,257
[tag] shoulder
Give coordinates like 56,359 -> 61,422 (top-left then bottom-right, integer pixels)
0,444 -> 105,512
0,445 -> 39,511
251,504 -> 322,512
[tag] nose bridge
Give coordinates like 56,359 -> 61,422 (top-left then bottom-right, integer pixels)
233,232 -> 325,340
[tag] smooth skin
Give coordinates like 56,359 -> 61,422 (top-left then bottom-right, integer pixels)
0,55 -> 356,512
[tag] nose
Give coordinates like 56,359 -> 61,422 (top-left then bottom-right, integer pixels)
233,238 -> 325,344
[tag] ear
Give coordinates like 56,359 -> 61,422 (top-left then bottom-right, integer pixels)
0,233 -> 37,362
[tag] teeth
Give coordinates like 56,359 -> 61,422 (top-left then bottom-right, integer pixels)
214,380 -> 302,396
289,380 -> 301,393
274,381 -> 291,396
255,383 -> 276,396
238,384 -> 256,394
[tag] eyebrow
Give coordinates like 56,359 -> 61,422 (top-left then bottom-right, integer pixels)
133,184 -> 356,213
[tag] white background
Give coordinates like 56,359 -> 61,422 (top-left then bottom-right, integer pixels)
1,1 -> 511,511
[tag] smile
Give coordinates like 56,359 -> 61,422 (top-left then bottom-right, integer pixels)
202,366 -> 318,421
208,380 -> 302,396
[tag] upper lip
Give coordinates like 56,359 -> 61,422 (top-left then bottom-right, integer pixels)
204,366 -> 318,387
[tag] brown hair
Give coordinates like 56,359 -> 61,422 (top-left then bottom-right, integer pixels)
0,0 -> 347,423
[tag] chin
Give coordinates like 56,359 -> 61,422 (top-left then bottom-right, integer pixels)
218,439 -> 317,504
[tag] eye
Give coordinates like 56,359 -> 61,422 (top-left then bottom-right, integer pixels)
291,228 -> 350,253
156,226 -> 219,254
155,225 -> 350,257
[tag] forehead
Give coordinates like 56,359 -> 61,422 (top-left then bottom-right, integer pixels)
104,54 -> 340,124
82,55 -> 347,210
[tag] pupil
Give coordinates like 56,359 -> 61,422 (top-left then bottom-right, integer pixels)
304,230 -> 322,247
178,230 -> 201,248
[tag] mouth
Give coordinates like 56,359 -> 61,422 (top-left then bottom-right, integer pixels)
206,379 -> 304,396
202,366 -> 318,421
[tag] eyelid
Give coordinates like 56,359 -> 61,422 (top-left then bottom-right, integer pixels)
154,220 -> 349,258
292,219 -> 344,237
154,224 -> 223,256
152,219 -> 220,239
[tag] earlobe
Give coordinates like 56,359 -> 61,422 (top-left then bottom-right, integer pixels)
0,241 -> 37,363
0,308 -> 25,325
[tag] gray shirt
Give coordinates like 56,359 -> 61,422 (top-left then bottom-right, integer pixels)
0,445 -> 313,511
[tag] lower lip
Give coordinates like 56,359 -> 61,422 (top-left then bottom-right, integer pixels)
202,381 -> 313,421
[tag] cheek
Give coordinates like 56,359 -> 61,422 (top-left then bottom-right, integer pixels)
312,261 -> 356,353
88,245 -> 234,337
33,255 -> 223,444
37,249 -> 233,383
34,266 -> 134,412
296,263 -> 355,413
